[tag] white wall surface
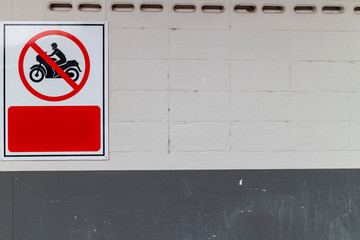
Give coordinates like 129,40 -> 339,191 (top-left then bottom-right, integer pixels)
2,0 -> 360,170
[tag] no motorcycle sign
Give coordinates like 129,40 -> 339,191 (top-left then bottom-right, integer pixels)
19,30 -> 91,101
1,23 -> 108,160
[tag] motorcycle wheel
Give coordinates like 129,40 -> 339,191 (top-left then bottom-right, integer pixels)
29,68 -> 45,82
65,68 -> 80,82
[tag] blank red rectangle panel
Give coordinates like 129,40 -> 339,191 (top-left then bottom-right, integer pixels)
8,106 -> 101,152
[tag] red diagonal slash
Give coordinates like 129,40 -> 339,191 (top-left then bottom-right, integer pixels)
30,42 -> 79,90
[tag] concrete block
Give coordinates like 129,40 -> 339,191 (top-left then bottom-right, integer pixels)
0,161 -> 13,171
111,29 -> 168,60
291,62 -> 349,91
231,122 -> 289,150
231,30 -> 290,60
110,91 -> 168,121
110,122 -> 168,151
169,29 -> 230,59
43,1 -> 76,21
230,0 -> 291,30
319,1 -> 351,31
350,63 -> 360,91
167,151 -> 290,169
291,93 -> 349,121
169,60 -> 229,90
350,93 -> 360,121
170,0 -> 230,29
350,32 -> 360,61
350,123 -> 360,150
231,61 -> 289,91
0,0 -> 11,20
107,0 -> 168,28
350,2 -> 360,31
111,60 -> 168,90
170,123 -> 230,151
291,31 -> 350,61
13,0 -> 43,20
44,0 -> 106,21
288,151 -> 360,169
290,1 -> 321,31
290,123 -> 349,150
232,92 -> 290,121
169,91 -> 230,121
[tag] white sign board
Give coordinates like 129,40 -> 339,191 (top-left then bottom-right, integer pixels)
1,22 -> 108,160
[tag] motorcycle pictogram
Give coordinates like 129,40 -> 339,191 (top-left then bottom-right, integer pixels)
29,42 -> 82,83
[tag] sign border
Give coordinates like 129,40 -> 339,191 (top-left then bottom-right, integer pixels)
2,22 -> 108,160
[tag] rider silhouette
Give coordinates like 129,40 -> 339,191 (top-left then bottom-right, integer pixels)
48,43 -> 66,66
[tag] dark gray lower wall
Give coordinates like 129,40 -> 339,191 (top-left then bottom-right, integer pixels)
0,172 -> 12,240
1,170 -> 360,240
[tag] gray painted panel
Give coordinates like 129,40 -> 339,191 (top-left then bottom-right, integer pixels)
11,170 -> 360,240
0,172 -> 12,240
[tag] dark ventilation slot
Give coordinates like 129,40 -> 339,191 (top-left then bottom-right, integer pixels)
294,5 -> 316,14
140,4 -> 163,12
355,6 -> 360,13
234,5 -> 256,13
262,5 -> 285,13
49,3 -> 73,11
111,3 -> 135,12
173,4 -> 196,13
201,5 -> 224,13
78,3 -> 102,12
322,6 -> 344,14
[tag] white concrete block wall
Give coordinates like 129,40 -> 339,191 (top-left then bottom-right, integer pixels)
232,92 -> 290,121
110,123 -> 168,151
3,0 -> 360,171
110,91 -> 168,121
169,0 -> 229,29
111,29 -> 168,59
170,30 -> 230,59
0,0 -> 11,21
44,0 -> 106,21
291,93 -> 349,122
169,91 -> 230,121
112,60 -> 168,91
231,61 -> 289,91
231,123 -> 289,151
290,123 -> 349,150
169,123 -> 230,151
13,0 -> 44,20
230,0 -> 291,30
291,32 -> 350,61
350,63 -> 360,91
231,30 -> 290,60
291,62 -> 349,91
351,93 -> 360,121
107,0 -> 169,28
169,60 -> 229,91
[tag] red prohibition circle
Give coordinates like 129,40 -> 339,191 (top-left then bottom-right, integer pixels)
18,30 -> 90,102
